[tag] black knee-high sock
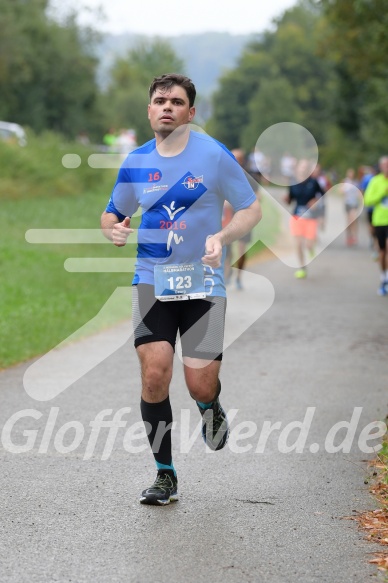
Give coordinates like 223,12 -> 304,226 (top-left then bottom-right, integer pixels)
140,396 -> 175,475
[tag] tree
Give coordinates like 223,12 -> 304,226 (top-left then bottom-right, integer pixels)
207,51 -> 275,149
103,39 -> 185,144
318,0 -> 388,80
0,0 -> 101,137
318,0 -> 388,157
241,78 -> 303,151
208,2 -> 336,152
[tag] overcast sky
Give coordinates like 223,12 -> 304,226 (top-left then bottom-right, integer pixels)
64,0 -> 298,36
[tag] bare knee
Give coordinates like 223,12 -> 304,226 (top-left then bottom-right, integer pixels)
144,362 -> 172,390
137,343 -> 173,402
188,384 -> 217,403
184,360 -> 221,403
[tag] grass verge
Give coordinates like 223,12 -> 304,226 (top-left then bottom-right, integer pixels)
1,139 -> 281,369
1,190 -> 135,368
230,188 -> 281,267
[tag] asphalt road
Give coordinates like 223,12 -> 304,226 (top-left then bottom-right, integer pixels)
1,194 -> 387,582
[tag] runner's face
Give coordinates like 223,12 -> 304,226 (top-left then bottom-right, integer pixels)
380,158 -> 388,176
148,86 -> 195,136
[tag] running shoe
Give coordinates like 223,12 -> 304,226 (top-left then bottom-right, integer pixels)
294,269 -> 307,279
197,398 -> 229,451
377,282 -> 388,297
140,470 -> 178,505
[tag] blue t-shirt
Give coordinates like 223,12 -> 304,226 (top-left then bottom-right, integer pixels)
105,130 -> 257,297
359,174 -> 373,193
359,174 -> 374,210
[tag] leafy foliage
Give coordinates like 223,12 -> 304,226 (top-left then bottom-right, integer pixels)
101,39 -> 185,144
208,3 -> 337,156
318,0 -> 388,80
350,421 -> 388,574
1,0 -> 388,167
318,0 -> 388,158
0,0 -> 100,137
0,130 -> 115,199
207,0 -> 388,169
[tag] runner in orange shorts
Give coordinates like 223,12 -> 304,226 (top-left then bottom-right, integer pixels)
285,159 -> 324,278
289,216 -> 318,241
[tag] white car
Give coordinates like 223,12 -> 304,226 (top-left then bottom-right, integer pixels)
0,121 -> 27,146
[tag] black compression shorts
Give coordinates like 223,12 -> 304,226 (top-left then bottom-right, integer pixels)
132,284 -> 226,361
374,225 -> 388,251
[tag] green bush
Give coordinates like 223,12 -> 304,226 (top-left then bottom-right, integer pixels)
0,133 -> 281,368
0,129 -> 116,200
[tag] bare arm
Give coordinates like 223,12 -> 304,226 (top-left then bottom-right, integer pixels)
202,198 -> 262,268
100,211 -> 134,247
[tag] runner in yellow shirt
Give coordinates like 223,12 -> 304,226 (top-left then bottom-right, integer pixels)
364,156 -> 388,296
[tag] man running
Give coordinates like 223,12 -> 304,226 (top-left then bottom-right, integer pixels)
101,74 -> 261,505
285,159 -> 324,279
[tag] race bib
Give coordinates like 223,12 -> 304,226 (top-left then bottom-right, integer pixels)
154,262 -> 206,301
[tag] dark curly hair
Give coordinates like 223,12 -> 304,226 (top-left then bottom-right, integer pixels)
149,74 -> 196,107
